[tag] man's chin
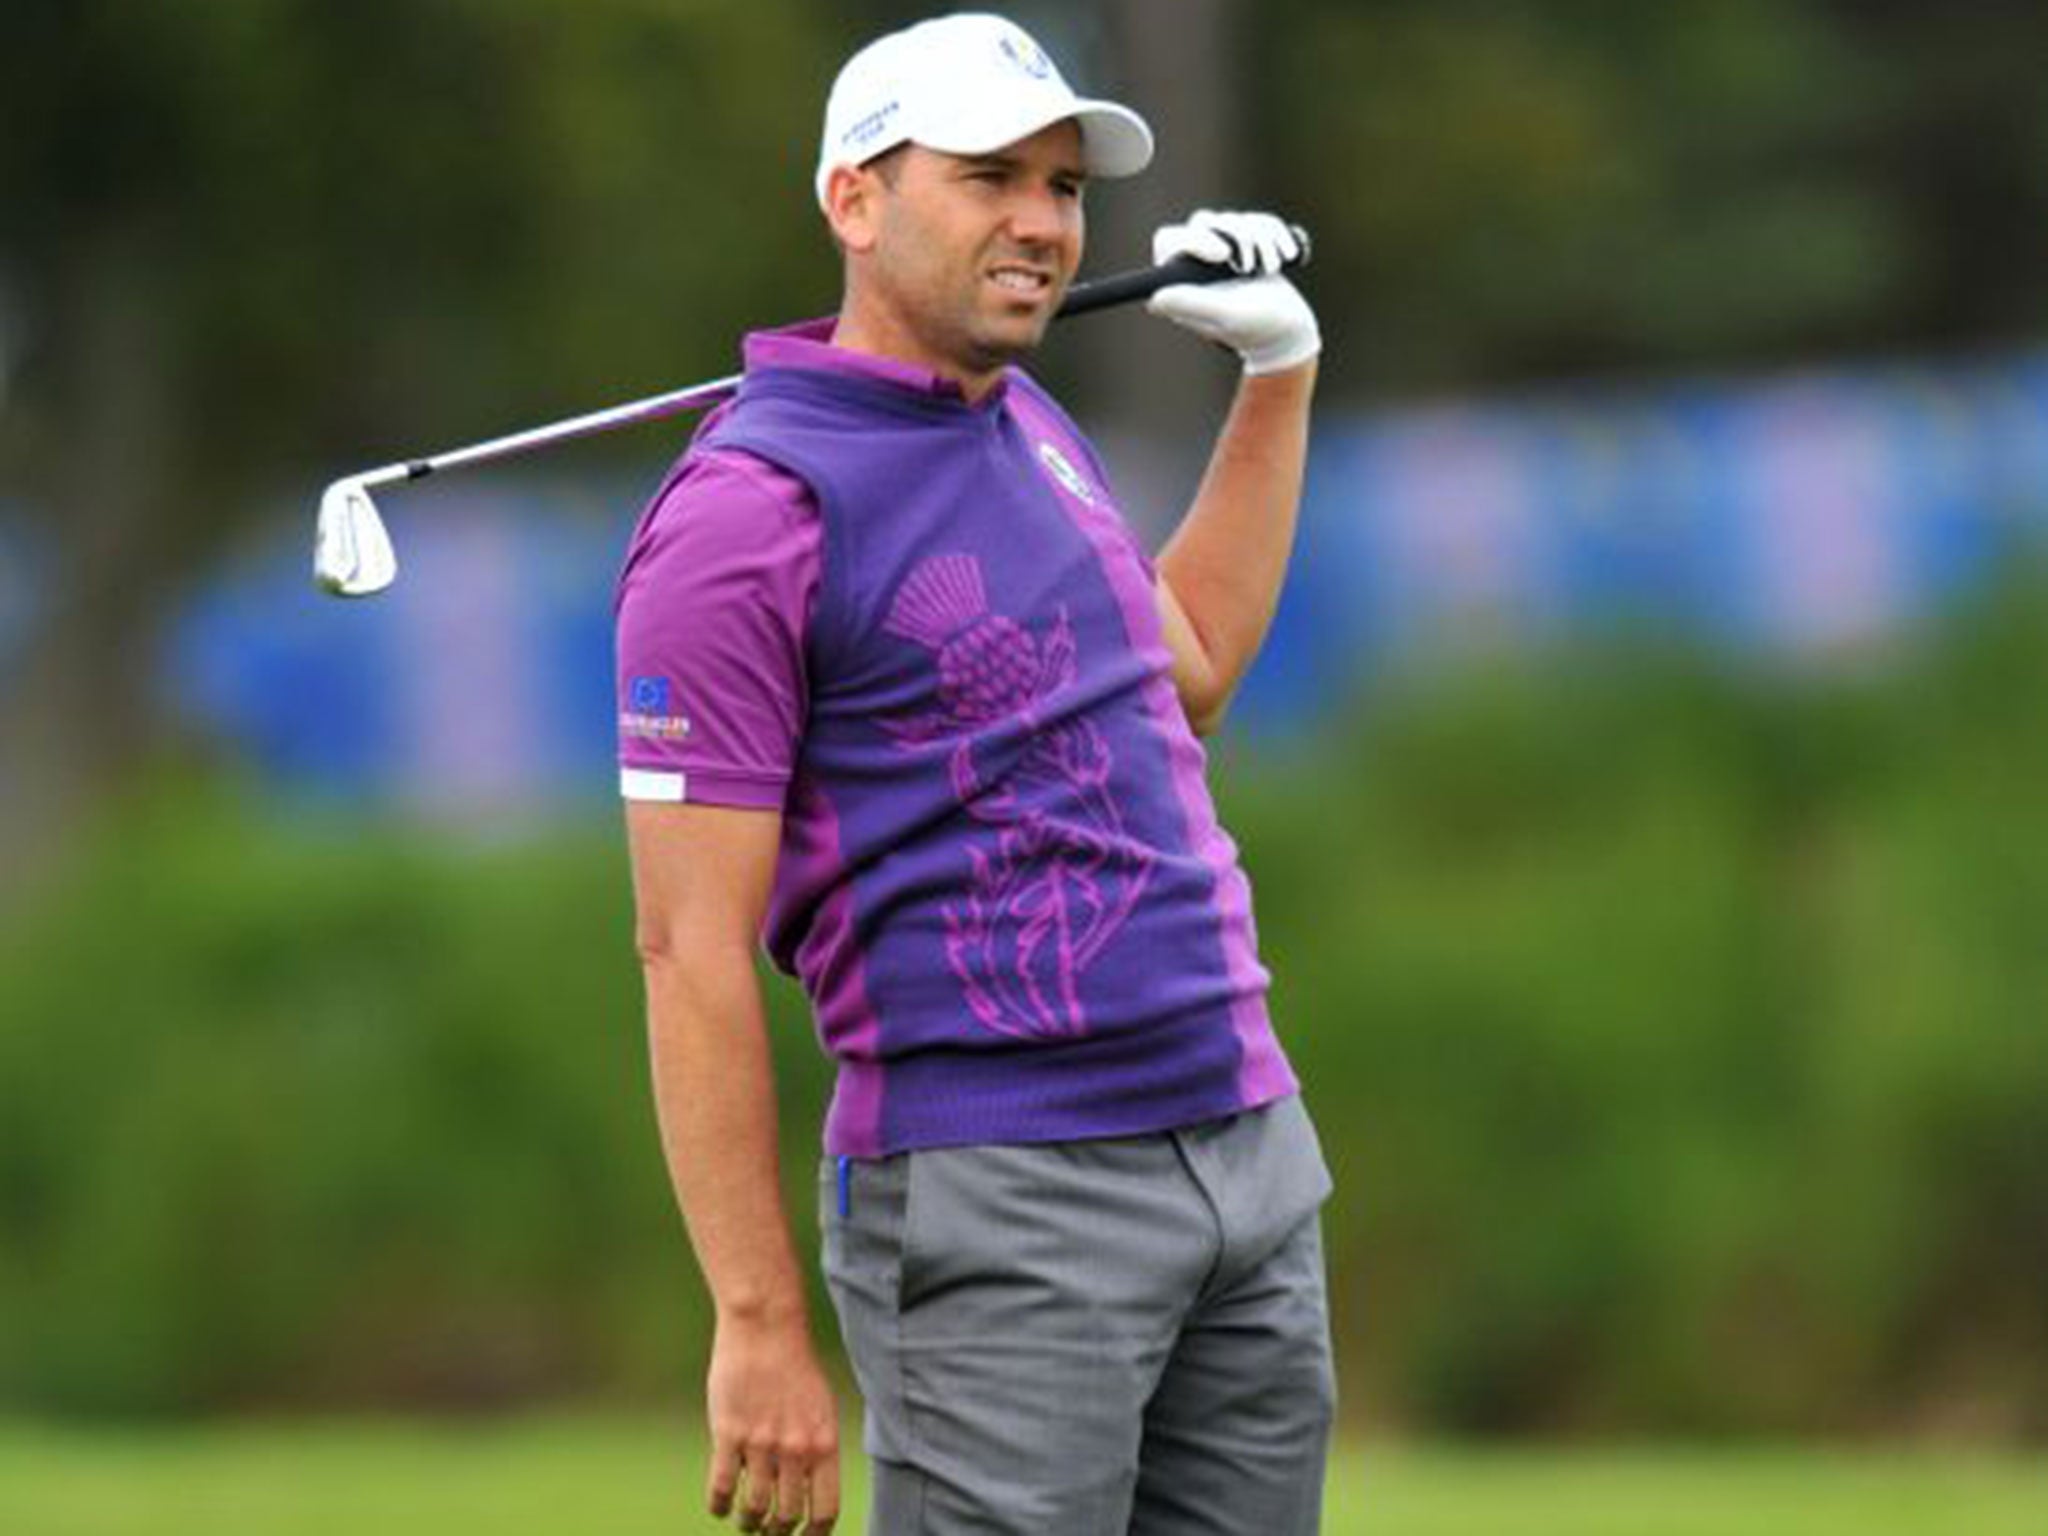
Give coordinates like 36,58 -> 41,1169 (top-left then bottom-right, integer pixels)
971,310 -> 1054,367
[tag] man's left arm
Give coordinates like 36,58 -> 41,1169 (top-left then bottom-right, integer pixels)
1143,211 -> 1322,736
1156,361 -> 1316,735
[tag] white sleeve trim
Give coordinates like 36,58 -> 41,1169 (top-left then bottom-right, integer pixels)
620,767 -> 688,803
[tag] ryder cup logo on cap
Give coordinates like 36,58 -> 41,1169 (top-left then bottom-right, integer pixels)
816,12 -> 1154,207
997,33 -> 1053,80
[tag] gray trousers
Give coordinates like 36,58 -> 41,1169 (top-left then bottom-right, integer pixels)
820,1095 -> 1336,1535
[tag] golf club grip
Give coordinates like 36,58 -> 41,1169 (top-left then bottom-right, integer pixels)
1056,229 -> 1311,320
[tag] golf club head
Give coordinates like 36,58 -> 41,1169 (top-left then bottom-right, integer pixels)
313,478 -> 398,596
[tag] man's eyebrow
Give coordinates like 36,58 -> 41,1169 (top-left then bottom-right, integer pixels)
958,152 -> 1089,181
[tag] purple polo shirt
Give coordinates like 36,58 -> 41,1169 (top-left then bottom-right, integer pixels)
616,320 -> 1297,1155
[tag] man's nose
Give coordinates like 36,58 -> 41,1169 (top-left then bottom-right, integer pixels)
1004,182 -> 1071,246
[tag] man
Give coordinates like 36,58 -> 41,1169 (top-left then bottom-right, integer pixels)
616,13 -> 1330,1534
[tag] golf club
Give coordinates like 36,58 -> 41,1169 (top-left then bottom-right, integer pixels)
314,238 -> 1309,597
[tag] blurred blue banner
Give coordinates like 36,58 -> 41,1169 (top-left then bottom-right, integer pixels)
168,480 -> 624,821
165,350 -> 2048,807
1237,348 -> 2048,729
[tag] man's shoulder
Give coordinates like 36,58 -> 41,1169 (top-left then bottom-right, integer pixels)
619,443 -> 819,593
1002,365 -> 1074,420
655,441 -> 817,528
1004,367 -> 1097,444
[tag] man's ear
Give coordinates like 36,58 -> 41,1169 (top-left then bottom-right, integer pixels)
823,163 -> 881,254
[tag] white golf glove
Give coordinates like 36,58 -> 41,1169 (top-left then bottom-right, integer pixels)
1146,210 -> 1320,376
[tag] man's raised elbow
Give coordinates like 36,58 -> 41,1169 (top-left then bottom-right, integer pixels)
1184,688 -> 1230,739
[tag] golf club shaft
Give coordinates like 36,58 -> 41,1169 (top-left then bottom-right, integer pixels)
351,375 -> 743,490
350,248 -> 1303,489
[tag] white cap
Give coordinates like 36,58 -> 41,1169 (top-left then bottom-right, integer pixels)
816,13 -> 1154,208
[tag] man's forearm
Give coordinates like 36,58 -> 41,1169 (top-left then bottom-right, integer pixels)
643,947 -> 811,1326
1156,360 -> 1317,725
626,796 -> 841,1531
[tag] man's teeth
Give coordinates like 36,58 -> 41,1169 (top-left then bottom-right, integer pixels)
991,270 -> 1049,292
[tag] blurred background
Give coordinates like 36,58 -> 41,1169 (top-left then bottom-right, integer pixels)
4,0 -> 2046,1530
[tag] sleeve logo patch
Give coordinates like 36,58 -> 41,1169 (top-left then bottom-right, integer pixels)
621,675 -> 692,740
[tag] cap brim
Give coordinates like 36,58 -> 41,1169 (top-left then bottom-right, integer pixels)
1071,100 -> 1155,179
917,97 -> 1155,180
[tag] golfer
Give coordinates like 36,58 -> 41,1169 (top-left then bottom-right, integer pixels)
617,13 -> 1330,1534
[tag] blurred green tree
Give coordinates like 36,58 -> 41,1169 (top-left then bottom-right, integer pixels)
1254,0 -> 2048,393
0,0 -> 842,868
5,581 -> 2045,1430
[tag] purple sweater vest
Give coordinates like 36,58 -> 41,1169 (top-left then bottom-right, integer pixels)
697,358 -> 1295,1155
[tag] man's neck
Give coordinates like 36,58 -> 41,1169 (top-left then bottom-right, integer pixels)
829,303 -> 1005,403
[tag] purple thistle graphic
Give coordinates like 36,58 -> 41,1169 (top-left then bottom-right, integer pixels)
943,830 -> 1085,1040
885,553 -> 1040,722
883,553 -> 1155,1041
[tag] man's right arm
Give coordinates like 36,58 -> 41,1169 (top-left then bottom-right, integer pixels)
626,798 -> 839,1535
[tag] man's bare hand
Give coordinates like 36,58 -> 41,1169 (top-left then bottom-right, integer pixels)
705,1316 -> 841,1535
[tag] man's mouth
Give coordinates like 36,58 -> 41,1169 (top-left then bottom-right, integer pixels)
987,264 -> 1054,298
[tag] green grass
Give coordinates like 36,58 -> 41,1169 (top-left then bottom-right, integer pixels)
2,1418 -> 2044,1534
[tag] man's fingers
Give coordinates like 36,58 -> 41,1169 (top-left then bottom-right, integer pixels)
804,1448 -> 842,1535
1157,209 -> 1310,279
1275,219 -> 1305,266
707,1436 -> 742,1518
1151,215 -> 1233,269
1202,215 -> 1249,272
1247,215 -> 1289,274
1196,210 -> 1289,275
736,1449 -> 778,1533
770,1452 -> 810,1535
1204,210 -> 1270,273
702,1334 -> 838,1530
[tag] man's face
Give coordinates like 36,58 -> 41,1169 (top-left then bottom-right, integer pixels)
850,119 -> 1087,381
